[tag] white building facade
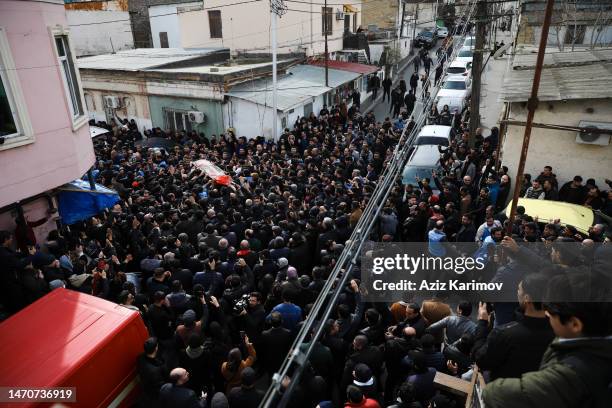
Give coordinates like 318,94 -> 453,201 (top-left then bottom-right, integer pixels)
175,0 -> 363,56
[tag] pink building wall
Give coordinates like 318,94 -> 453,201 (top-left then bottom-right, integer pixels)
0,0 -> 95,212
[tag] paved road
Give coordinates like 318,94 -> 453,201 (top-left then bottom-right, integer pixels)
371,40 -> 444,124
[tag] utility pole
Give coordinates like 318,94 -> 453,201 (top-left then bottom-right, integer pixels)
324,0 -> 329,86
399,0 -> 406,41
270,0 -> 287,141
506,0 -> 555,234
468,0 -> 487,148
412,2 -> 418,41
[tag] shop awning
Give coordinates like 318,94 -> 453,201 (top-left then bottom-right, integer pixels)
343,4 -> 357,13
57,180 -> 120,225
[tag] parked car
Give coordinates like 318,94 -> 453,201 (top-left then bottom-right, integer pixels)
436,26 -> 449,38
446,60 -> 472,76
414,125 -> 455,146
415,30 -> 435,48
455,46 -> 474,65
463,36 -> 476,49
402,144 -> 443,187
436,75 -> 471,114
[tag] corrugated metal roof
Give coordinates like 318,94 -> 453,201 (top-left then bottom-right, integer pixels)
501,62 -> 612,102
227,65 -> 360,111
512,48 -> 612,70
289,65 -> 361,87
501,49 -> 612,102
77,48 -> 227,71
309,60 -> 379,75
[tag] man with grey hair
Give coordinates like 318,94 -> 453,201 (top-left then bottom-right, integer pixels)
159,367 -> 204,408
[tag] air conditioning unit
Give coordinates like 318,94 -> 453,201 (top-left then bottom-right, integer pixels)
103,95 -> 121,109
575,120 -> 612,146
336,11 -> 345,20
188,111 -> 206,124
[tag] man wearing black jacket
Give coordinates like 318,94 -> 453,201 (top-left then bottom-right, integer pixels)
472,273 -> 555,380
137,337 -> 167,408
258,312 -> 293,378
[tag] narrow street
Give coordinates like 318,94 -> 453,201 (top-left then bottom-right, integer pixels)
370,39 -> 443,123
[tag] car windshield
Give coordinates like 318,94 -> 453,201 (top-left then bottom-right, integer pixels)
403,166 -> 440,184
447,67 -> 466,74
443,81 -> 466,90
464,38 -> 475,46
420,31 -> 433,37
459,50 -> 473,58
415,136 -> 449,146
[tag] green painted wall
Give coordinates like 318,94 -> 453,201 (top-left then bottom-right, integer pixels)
148,95 -> 224,138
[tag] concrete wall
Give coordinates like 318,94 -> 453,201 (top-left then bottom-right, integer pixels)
361,0 -> 397,30
148,95 -> 224,137
225,91 -> 327,140
66,10 -> 134,56
0,197 -> 59,248
149,2 -> 200,48
178,0 -> 362,56
503,99 -> 612,188
0,0 -> 95,210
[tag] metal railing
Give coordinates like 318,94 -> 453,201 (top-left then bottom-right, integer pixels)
259,1 -> 479,406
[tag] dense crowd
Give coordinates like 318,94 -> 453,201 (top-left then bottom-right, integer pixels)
1,50 -> 612,408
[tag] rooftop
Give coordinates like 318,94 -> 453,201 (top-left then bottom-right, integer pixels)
227,65 -> 360,112
152,60 -> 281,76
512,48 -> 612,70
501,48 -> 612,102
308,60 -> 379,75
77,48 -> 229,71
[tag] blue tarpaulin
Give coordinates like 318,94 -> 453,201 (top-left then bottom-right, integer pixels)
57,180 -> 120,225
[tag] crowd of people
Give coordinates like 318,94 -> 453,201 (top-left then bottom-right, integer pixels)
1,39 -> 612,408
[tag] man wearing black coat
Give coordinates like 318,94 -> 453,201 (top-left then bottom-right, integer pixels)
159,368 -> 204,408
409,72 -> 419,94
382,77 -> 392,102
472,274 -> 555,381
455,215 -> 477,243
137,338 -> 167,408
341,335 -> 384,393
404,90 -> 416,117
227,368 -> 264,408
258,312 -> 293,377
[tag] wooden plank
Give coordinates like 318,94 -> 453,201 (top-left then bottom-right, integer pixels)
434,371 -> 471,396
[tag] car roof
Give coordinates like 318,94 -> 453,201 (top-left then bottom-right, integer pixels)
449,60 -> 469,68
408,144 -> 442,166
444,74 -> 469,82
417,125 -> 453,138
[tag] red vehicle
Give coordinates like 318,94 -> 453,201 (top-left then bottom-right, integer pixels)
0,288 -> 149,408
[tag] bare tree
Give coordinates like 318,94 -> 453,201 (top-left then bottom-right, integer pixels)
589,4 -> 612,49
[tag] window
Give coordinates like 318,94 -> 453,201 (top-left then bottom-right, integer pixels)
344,14 -> 350,32
353,13 -> 357,32
54,35 -> 84,121
565,25 -> 586,45
208,10 -> 223,39
0,74 -> 17,137
0,26 -> 33,148
159,32 -> 169,48
322,7 -> 332,35
164,109 -> 192,133
442,81 -> 467,90
304,102 -> 313,117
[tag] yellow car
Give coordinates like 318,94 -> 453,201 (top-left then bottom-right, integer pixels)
504,198 -> 594,234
